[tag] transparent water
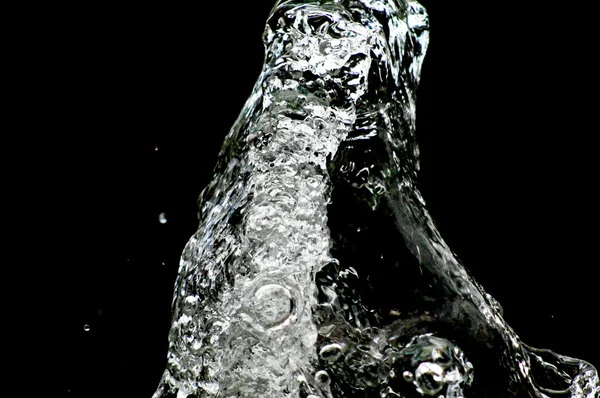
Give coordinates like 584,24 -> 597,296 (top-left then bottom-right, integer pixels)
152,1 -> 598,397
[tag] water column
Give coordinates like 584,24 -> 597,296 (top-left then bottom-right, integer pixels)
153,1 -> 598,397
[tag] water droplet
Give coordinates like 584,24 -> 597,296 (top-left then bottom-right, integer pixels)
403,370 -> 414,382
319,343 -> 342,362
84,324 -> 91,332
158,212 -> 167,224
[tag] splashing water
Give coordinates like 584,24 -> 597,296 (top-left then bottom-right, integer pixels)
153,1 -> 598,397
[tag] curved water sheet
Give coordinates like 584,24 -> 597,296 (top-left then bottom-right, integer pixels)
153,1 -> 598,397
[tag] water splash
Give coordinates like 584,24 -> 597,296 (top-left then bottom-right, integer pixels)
153,1 -> 598,397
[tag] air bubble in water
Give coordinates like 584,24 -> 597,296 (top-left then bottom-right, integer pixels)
319,343 -> 343,362
315,370 -> 330,387
84,324 -> 90,332
253,284 -> 293,328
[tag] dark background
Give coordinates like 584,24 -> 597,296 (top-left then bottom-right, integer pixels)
40,2 -> 597,397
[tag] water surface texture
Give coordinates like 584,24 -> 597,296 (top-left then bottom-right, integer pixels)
153,1 -> 598,397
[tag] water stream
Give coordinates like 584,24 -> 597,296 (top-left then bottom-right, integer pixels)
153,1 -> 598,397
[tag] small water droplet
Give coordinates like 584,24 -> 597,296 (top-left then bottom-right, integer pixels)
158,213 -> 167,224
84,324 -> 91,332
403,370 -> 414,382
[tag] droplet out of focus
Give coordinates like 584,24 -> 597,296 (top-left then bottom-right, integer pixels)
158,212 -> 167,224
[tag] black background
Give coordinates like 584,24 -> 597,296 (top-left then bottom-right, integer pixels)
38,2 -> 597,397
